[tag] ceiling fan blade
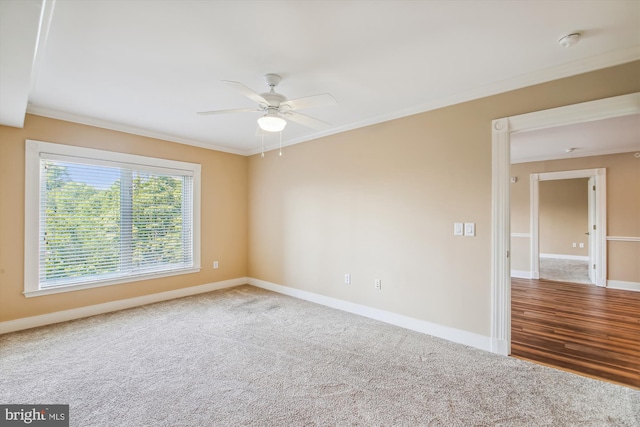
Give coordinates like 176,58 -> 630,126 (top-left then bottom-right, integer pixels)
222,80 -> 268,105
197,108 -> 261,116
282,93 -> 337,110
283,111 -> 331,130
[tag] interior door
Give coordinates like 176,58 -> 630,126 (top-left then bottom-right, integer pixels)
587,177 -> 596,284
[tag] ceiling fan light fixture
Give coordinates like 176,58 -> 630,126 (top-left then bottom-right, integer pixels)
258,113 -> 286,132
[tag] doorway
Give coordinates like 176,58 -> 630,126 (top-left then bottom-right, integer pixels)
539,177 -> 590,284
529,169 -> 606,287
489,92 -> 640,356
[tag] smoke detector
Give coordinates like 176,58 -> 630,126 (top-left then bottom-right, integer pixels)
558,33 -> 581,48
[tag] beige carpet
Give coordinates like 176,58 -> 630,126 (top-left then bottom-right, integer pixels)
1,285 -> 638,426
539,258 -> 592,285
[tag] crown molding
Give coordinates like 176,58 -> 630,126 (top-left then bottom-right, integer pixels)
28,46 -> 640,158
26,105 -> 247,156
249,46 -> 640,156
512,147 -> 640,164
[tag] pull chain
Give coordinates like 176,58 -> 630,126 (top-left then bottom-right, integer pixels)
279,130 -> 282,156
261,133 -> 265,158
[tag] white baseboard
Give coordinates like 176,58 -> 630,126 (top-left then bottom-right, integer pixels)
511,270 -> 532,279
0,277 -> 248,334
248,278 -> 493,353
607,280 -> 640,292
539,253 -> 589,261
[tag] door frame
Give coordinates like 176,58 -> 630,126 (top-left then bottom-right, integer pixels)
490,92 -> 639,356
530,169 -> 606,286
588,176 -> 596,284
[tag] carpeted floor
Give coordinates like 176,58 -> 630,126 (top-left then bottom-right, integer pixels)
539,257 -> 591,285
1,285 -> 638,426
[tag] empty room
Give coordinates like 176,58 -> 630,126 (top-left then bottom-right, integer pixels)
1,1 -> 639,426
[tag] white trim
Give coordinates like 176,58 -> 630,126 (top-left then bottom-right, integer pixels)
26,106 -> 247,156
539,253 -> 589,261
26,139 -> 200,173
530,169 -> 606,287
27,48 -> 640,157
512,146 -> 640,164
507,93 -> 640,134
248,278 -> 492,352
607,236 -> 640,242
530,174 -> 540,280
607,280 -> 640,292
0,277 -> 248,334
24,140 -> 202,296
536,169 -> 604,181
510,233 -> 530,238
490,338 -> 509,356
23,267 -> 202,298
250,47 -> 640,156
491,92 -> 640,358
491,118 -> 511,356
511,270 -> 533,279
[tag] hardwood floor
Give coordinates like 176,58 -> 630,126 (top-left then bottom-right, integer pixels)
511,278 -> 640,388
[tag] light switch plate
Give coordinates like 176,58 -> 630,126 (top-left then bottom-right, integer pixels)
454,223 -> 464,236
464,223 -> 475,237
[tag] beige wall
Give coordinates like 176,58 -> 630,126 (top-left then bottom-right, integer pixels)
0,114 -> 248,322
249,61 -> 640,337
539,178 -> 589,257
1,61 -> 638,333
510,152 -> 640,282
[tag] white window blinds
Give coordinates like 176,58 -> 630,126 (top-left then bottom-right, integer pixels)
25,141 -> 201,296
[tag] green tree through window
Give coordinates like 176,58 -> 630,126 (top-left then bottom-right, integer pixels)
40,160 -> 191,288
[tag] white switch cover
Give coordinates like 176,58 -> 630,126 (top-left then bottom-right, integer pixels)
572,243 -> 577,248
464,223 -> 475,237
213,261 -> 219,269
579,243 -> 584,248
454,223 -> 464,236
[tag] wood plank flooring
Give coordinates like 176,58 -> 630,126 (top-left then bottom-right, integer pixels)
511,278 -> 640,388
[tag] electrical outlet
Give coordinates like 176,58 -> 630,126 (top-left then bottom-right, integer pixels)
572,243 -> 576,248
579,243 -> 584,248
374,279 -> 382,290
344,274 -> 351,284
213,261 -> 218,269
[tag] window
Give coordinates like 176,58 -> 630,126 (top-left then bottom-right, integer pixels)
24,140 -> 201,297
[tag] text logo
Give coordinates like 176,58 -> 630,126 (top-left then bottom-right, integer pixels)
1,405 -> 68,426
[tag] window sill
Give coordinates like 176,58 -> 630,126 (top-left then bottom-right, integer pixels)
23,267 -> 202,298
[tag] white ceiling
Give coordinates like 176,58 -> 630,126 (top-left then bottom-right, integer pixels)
1,0 -> 639,155
511,113 -> 640,163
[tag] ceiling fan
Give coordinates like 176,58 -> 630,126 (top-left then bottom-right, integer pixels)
197,74 -> 337,133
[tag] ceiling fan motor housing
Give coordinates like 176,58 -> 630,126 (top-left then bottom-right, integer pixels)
260,92 -> 287,109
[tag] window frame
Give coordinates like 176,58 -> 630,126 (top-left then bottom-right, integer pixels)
24,140 -> 201,297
